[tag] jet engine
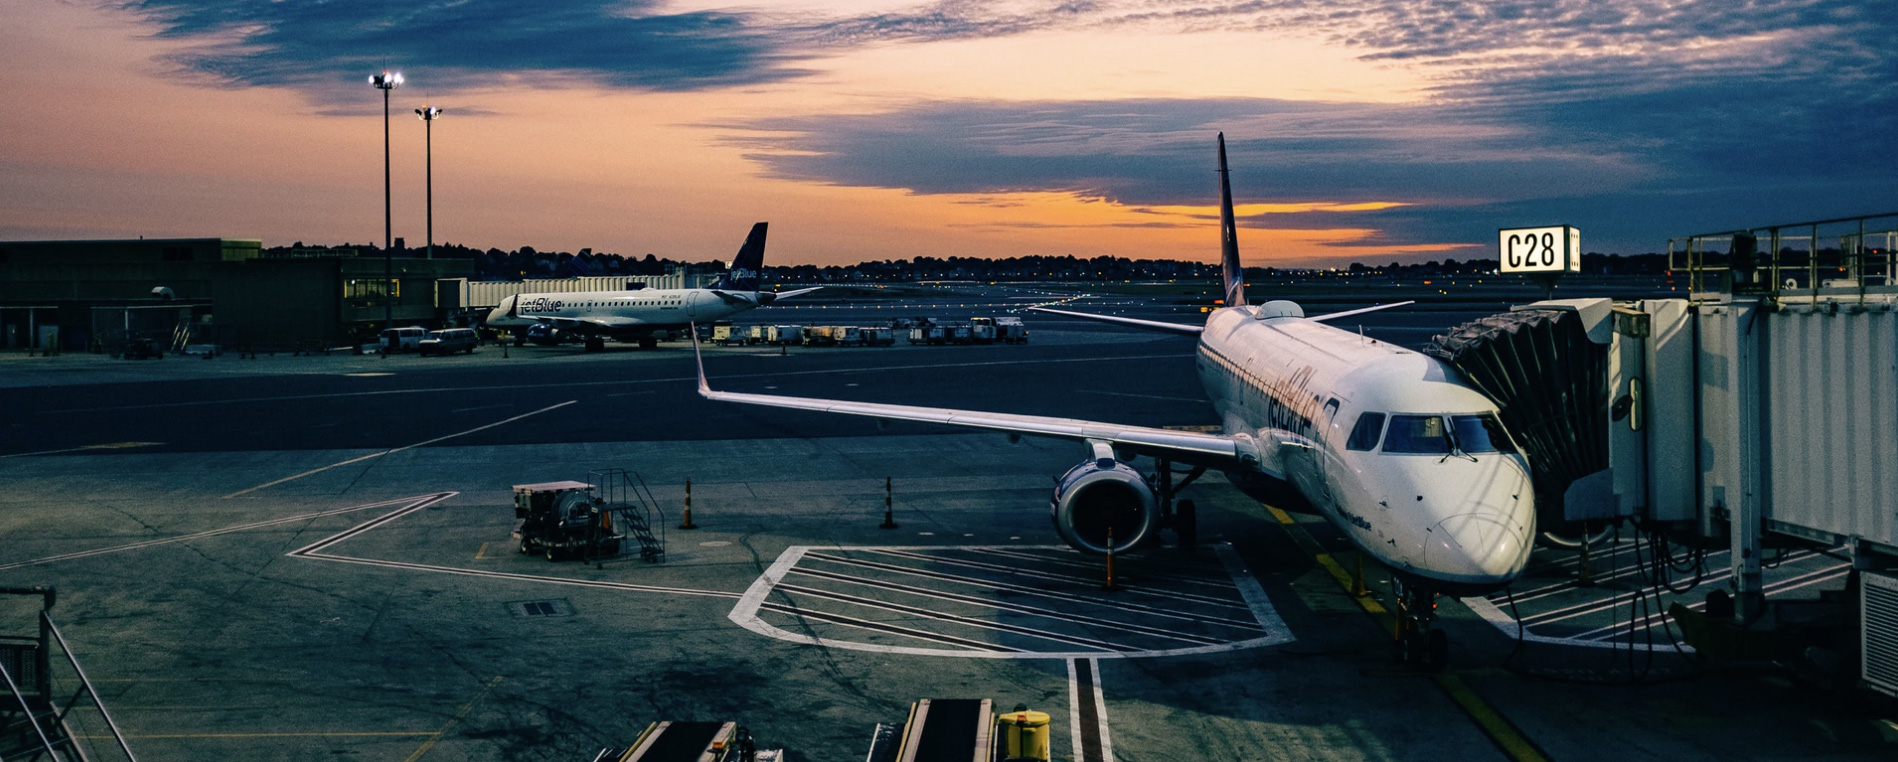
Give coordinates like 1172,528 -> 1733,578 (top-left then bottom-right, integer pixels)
1050,458 -> 1160,554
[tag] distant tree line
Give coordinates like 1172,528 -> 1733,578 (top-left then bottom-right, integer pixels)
267,242 -> 1676,283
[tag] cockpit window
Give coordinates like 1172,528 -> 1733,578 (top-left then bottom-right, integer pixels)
1345,412 -> 1385,451
1382,414 -> 1451,454
1452,414 -> 1516,454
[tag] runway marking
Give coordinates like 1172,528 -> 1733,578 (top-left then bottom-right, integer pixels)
0,494 -> 455,571
221,400 -> 576,498
285,498 -> 734,600
757,602 -> 1023,654
0,441 -> 164,459
38,354 -> 1195,413
402,675 -> 502,762
1264,504 -> 1550,762
861,548 -> 1251,610
805,552 -> 1264,630
775,582 -> 1140,652
730,546 -> 1292,659
474,542 -> 491,560
1569,563 -> 1850,643
1068,658 -> 1112,762
786,566 -> 1226,645
965,546 -> 1236,589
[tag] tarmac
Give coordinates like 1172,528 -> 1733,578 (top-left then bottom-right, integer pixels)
1,303 -> 1893,761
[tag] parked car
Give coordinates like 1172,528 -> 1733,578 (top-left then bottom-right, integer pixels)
418,328 -> 479,356
379,326 -> 428,353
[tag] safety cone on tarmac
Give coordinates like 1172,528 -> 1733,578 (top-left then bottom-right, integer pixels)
1103,527 -> 1119,591
879,477 -> 899,529
679,478 -> 698,529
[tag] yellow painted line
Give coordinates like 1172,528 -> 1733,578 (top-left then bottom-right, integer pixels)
474,542 -> 491,560
403,675 -> 503,762
1264,506 -> 1387,617
1262,503 -> 1548,762
1433,672 -> 1551,762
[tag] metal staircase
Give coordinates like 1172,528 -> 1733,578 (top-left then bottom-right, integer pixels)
0,587 -> 137,762
590,469 -> 667,563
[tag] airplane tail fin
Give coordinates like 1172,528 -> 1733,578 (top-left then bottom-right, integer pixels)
1217,134 -> 1247,308
712,222 -> 769,291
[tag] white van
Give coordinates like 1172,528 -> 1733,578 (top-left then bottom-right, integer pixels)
378,326 -> 428,353
418,328 -> 479,356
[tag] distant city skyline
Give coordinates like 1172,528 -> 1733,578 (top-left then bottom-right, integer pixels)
2,0 -> 1891,267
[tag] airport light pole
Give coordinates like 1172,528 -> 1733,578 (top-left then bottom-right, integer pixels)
370,71 -> 402,332
415,105 -> 442,260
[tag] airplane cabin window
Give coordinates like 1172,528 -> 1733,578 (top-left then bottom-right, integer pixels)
1346,412 -> 1386,451
1383,415 -> 1451,454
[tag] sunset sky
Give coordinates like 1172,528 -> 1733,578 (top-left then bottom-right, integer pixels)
1,0 -> 1891,267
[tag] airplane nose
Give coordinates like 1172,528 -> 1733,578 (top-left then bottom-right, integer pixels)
491,295 -> 515,323
1428,510 -> 1531,581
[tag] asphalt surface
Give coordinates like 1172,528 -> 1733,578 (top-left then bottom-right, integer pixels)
1,294 -> 1891,762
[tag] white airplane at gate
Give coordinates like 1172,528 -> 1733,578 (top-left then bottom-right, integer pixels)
694,136 -> 1535,668
487,222 -> 819,351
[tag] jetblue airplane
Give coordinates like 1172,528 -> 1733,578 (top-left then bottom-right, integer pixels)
487,223 -> 818,350
694,138 -> 1535,668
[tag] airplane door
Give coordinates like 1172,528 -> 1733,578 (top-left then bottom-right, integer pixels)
686,291 -> 702,320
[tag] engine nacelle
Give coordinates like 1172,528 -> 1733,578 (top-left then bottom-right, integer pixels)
1050,458 -> 1160,554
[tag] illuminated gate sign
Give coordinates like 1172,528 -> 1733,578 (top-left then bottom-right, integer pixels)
1499,225 -> 1581,273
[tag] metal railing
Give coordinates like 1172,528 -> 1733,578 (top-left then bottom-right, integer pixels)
0,587 -> 137,762
1667,211 -> 1898,300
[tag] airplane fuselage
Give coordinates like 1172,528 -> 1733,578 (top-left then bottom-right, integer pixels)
487,288 -> 776,338
1196,302 -> 1536,596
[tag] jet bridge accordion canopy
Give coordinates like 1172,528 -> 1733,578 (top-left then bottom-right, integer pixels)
1427,309 -> 1609,531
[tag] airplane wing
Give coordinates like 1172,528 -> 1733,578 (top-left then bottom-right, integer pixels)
1026,307 -> 1203,336
692,334 -> 1254,471
1308,301 -> 1414,323
710,286 -> 824,306
772,286 -> 823,300
530,315 -> 640,331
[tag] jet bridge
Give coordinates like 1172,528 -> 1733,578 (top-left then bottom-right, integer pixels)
1434,211 -> 1898,694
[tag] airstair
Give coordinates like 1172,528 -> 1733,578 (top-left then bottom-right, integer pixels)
0,587 -> 137,762
590,469 -> 666,564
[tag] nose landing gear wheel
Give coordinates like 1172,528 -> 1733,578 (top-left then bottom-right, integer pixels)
1392,579 -> 1449,672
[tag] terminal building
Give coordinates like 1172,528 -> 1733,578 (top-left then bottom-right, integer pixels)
0,238 -> 704,353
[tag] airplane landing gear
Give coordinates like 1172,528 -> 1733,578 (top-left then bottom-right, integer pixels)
1392,577 -> 1449,671
637,336 -> 658,350
585,335 -> 606,352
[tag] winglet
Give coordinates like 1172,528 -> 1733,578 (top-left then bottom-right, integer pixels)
690,322 -> 711,395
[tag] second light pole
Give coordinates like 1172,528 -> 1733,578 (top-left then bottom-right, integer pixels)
415,105 -> 443,260
370,70 -> 402,332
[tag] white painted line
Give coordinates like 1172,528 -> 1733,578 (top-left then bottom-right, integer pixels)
0,442 -> 165,459
283,497 -> 735,600
1093,660 -> 1114,762
1214,543 -> 1296,645
222,400 -> 577,498
1069,659 -> 1086,762
0,493 -> 454,571
728,546 -> 1293,659
40,354 -> 1195,413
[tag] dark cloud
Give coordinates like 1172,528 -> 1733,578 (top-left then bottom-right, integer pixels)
121,0 -> 810,102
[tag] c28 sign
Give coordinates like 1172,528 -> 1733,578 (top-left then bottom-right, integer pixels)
1498,225 -> 1581,273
